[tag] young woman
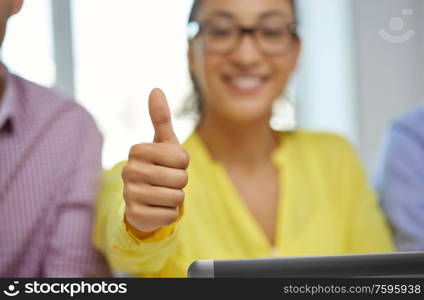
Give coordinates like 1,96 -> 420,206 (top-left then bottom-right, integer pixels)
94,0 -> 394,277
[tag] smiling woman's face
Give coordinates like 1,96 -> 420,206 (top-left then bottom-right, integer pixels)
189,0 -> 300,125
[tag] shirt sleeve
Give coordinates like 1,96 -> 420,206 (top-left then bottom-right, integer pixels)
375,122 -> 424,251
339,138 -> 395,254
94,162 -> 184,276
42,106 -> 111,277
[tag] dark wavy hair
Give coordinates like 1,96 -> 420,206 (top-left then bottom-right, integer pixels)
180,0 -> 298,119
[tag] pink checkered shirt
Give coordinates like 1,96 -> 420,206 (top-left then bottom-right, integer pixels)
0,66 -> 110,277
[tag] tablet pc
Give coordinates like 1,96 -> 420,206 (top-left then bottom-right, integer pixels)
188,252 -> 424,278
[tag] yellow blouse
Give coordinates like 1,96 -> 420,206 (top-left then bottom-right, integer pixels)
94,130 -> 394,277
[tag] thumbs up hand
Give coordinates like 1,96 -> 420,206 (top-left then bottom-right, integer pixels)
122,89 -> 190,234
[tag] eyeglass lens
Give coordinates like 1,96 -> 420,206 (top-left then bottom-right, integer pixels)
201,15 -> 296,55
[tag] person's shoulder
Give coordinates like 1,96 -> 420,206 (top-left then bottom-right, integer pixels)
287,129 -> 353,151
104,161 -> 127,179
181,131 -> 197,147
283,130 -> 359,168
15,74 -> 69,107
394,105 -> 424,125
101,161 -> 127,190
181,131 -> 204,156
391,105 -> 424,138
285,130 -> 364,177
14,74 -> 99,133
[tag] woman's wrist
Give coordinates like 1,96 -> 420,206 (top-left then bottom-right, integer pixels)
124,216 -> 156,240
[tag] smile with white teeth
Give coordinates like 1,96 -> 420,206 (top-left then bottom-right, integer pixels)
229,77 -> 264,89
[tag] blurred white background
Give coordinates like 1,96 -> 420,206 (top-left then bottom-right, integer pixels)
3,0 -> 424,174
2,0 -> 55,86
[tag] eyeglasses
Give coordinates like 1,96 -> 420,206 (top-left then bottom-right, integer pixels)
188,15 -> 298,56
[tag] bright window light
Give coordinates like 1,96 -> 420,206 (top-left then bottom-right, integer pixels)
2,0 -> 55,87
72,0 -> 195,168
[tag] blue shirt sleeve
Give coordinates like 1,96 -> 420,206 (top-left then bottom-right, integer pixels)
375,119 -> 424,251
